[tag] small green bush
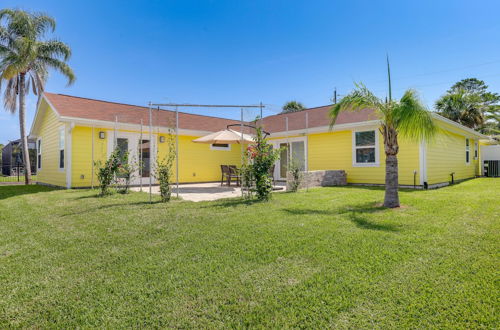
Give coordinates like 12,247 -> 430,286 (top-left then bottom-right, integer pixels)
94,149 -> 120,196
154,133 -> 176,202
247,126 -> 280,201
287,160 -> 303,192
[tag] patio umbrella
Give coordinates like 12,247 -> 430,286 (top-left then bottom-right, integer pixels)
192,129 -> 254,144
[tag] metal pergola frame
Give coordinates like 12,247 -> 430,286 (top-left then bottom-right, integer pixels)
147,102 -> 265,202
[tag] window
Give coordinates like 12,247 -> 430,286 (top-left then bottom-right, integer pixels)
59,128 -> 65,169
353,130 -> 378,166
210,143 -> 230,151
465,138 -> 470,164
37,139 -> 42,170
474,142 -> 478,160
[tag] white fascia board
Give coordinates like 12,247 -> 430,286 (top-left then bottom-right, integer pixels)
432,113 -> 487,139
29,93 -> 62,136
58,116 -> 213,137
268,120 -> 382,138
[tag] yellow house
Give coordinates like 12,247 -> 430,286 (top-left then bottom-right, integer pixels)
30,93 -> 487,189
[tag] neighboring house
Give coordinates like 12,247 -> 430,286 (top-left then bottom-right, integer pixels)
30,92 -> 487,189
1,138 -> 37,176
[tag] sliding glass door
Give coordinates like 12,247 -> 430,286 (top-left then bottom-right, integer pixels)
274,138 -> 306,179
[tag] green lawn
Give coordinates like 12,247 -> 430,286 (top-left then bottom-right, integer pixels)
0,179 -> 498,328
0,175 -> 37,183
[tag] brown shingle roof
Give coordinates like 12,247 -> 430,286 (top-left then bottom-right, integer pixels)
44,92 -> 242,132
44,93 -> 379,134
260,105 -> 379,133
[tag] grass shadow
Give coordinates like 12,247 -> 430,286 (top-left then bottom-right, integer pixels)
201,197 -> 261,208
283,202 -> 399,232
347,212 -> 399,232
0,185 -> 56,200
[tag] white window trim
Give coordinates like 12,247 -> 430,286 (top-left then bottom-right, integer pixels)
36,138 -> 42,170
465,138 -> 470,165
210,143 -> 231,151
352,129 -> 380,167
474,141 -> 478,160
59,127 -> 65,171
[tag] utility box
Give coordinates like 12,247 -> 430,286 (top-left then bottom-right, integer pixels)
481,145 -> 500,177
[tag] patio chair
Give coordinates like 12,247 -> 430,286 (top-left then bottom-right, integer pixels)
220,165 -> 240,186
228,165 -> 241,186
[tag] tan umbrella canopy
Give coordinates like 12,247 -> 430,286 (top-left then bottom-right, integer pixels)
192,129 -> 254,144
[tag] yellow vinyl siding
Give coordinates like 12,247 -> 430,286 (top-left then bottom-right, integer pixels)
174,135 -> 243,183
71,126 -> 108,187
426,128 -> 477,185
70,129 -> 242,187
36,100 -> 66,187
308,129 -> 420,185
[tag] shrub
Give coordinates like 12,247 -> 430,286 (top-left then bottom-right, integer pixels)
154,133 -> 176,202
116,151 -> 138,194
247,126 -> 280,201
94,149 -> 120,196
287,160 -> 303,192
240,163 -> 254,199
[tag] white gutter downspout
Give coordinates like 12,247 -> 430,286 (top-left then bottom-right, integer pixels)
419,139 -> 427,187
66,122 -> 75,189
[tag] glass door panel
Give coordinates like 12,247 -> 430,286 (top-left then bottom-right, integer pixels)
279,143 -> 289,178
291,141 -> 305,170
139,139 -> 150,178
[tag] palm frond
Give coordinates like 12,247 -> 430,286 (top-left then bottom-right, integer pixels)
329,83 -> 381,127
38,39 -> 71,61
39,56 -> 75,85
392,89 -> 437,142
33,12 -> 56,36
3,76 -> 18,113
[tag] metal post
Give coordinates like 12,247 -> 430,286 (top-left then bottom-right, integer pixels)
114,116 -> 117,149
305,112 -> 309,192
148,103 -> 152,203
91,126 -> 94,189
139,119 -> 143,192
175,106 -> 179,199
286,117 -> 289,178
240,108 -> 244,197
259,102 -> 263,124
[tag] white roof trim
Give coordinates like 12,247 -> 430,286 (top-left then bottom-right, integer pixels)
58,116 -> 214,137
268,120 -> 382,137
29,93 -> 62,137
432,113 -> 487,139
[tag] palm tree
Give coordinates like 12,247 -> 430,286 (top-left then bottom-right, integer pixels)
329,60 -> 436,208
0,9 -> 75,184
435,89 -> 484,130
282,100 -> 305,113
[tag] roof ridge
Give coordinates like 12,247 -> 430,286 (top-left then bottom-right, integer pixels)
44,92 -> 244,122
46,92 -> 152,110
265,104 -> 333,118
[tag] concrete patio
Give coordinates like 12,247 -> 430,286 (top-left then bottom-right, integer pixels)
131,182 -> 286,202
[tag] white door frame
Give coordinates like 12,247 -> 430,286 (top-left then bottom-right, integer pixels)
272,136 -> 308,180
107,131 -> 157,185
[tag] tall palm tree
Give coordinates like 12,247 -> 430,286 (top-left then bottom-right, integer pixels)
329,60 -> 436,208
0,9 -> 75,184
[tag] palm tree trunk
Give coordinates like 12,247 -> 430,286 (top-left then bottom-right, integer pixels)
383,125 -> 400,208
384,154 -> 399,208
18,73 -> 32,185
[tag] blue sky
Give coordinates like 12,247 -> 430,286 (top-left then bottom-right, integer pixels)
1,0 -> 500,144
